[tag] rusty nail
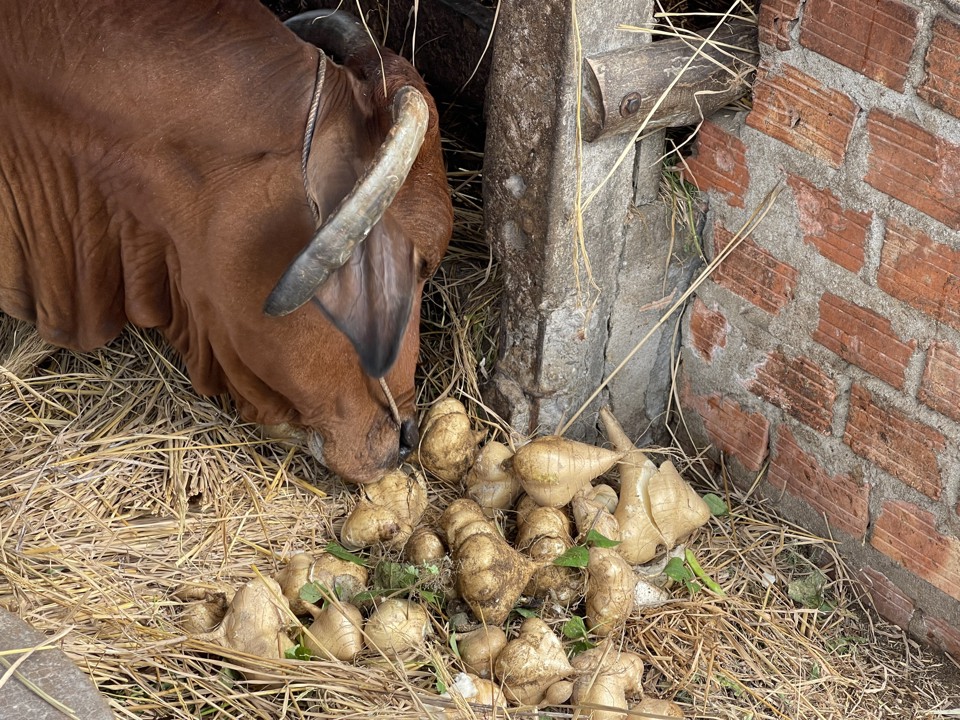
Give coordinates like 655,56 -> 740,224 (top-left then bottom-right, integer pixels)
620,92 -> 642,117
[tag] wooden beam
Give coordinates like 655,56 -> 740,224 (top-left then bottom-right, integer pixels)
580,18 -> 758,141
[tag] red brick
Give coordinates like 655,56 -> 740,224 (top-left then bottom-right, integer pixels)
689,298 -> 728,362
799,0 -> 918,92
683,121 -> 749,209
844,384 -> 945,499
812,293 -> 916,390
921,615 -> 960,661
918,17 -> 960,119
858,567 -> 915,629
746,64 -> 859,168
759,0 -> 803,50
920,341 -> 960,423
747,351 -> 836,433
769,427 -> 868,537
681,382 -> 770,472
877,220 -> 960,332
712,222 -> 798,315
786,175 -> 870,272
872,500 -> 960,602
866,111 -> 960,230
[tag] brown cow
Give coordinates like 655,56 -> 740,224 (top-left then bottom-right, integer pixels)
0,2 -> 453,483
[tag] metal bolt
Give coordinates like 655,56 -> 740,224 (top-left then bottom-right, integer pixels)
620,92 -> 642,117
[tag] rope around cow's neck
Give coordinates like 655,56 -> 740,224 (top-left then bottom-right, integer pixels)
301,52 -> 326,223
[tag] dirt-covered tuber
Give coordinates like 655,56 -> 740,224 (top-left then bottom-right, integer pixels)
494,617 -> 574,706
196,576 -> 295,684
419,398 -> 485,481
457,626 -> 508,679
364,598 -> 430,659
571,643 -> 645,720
441,499 -> 535,625
586,547 -> 637,637
464,441 -> 520,516
340,467 -> 428,549
303,601 -> 363,662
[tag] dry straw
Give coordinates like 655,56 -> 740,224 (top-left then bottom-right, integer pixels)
2,7 -> 959,720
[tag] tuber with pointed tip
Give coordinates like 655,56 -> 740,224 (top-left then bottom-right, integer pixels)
304,600 -> 363,662
195,577 -> 295,684
571,643 -> 645,720
647,461 -> 711,547
601,408 -> 666,564
441,499 -> 536,625
464,441 -> 520,516
493,617 -> 574,706
586,547 -> 637,637
340,467 -> 428,549
510,435 -> 624,507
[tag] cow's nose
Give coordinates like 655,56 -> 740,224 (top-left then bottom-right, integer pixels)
398,417 -> 419,461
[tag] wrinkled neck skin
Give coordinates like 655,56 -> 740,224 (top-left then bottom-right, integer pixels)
0,0 -> 425,483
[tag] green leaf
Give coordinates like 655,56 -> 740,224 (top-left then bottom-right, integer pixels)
324,542 -> 368,566
374,561 -> 420,591
284,644 -> 312,661
298,581 -> 329,605
436,678 -> 447,694
561,615 -> 589,640
513,607 -> 538,619
570,639 -> 596,655
702,493 -> 729,516
553,545 -> 590,568
664,556 -> 693,583
585,529 -> 621,548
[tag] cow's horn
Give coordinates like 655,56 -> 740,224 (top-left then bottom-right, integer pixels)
264,85 -> 429,317
282,10 -> 374,64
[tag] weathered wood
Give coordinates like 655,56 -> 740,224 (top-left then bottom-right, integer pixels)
581,18 -> 758,141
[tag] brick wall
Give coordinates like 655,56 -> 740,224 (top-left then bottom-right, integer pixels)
679,0 -> 960,658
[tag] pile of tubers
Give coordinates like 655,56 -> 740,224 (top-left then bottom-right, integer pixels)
179,401 -> 708,718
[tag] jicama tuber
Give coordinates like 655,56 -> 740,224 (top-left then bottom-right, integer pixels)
457,626 -> 508,679
647,461 -> 711,547
515,504 -> 580,602
405,527 -> 446,565
634,697 -> 685,717
340,467 -> 428,549
493,617 -> 573,706
196,577 -> 295,684
175,584 -> 234,635
440,499 -> 535,625
464,441 -> 520,516
303,601 -> 363,662
586,547 -> 636,637
364,598 -> 430,659
510,436 -> 624,507
419,398 -> 485,481
571,643 -> 645,720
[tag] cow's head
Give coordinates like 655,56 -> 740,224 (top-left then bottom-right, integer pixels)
258,11 -> 452,483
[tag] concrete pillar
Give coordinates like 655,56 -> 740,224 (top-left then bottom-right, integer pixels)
484,0 -> 700,442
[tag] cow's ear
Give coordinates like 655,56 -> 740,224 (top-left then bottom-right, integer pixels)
311,217 -> 417,378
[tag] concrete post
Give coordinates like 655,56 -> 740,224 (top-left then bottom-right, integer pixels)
484,0 -> 701,442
